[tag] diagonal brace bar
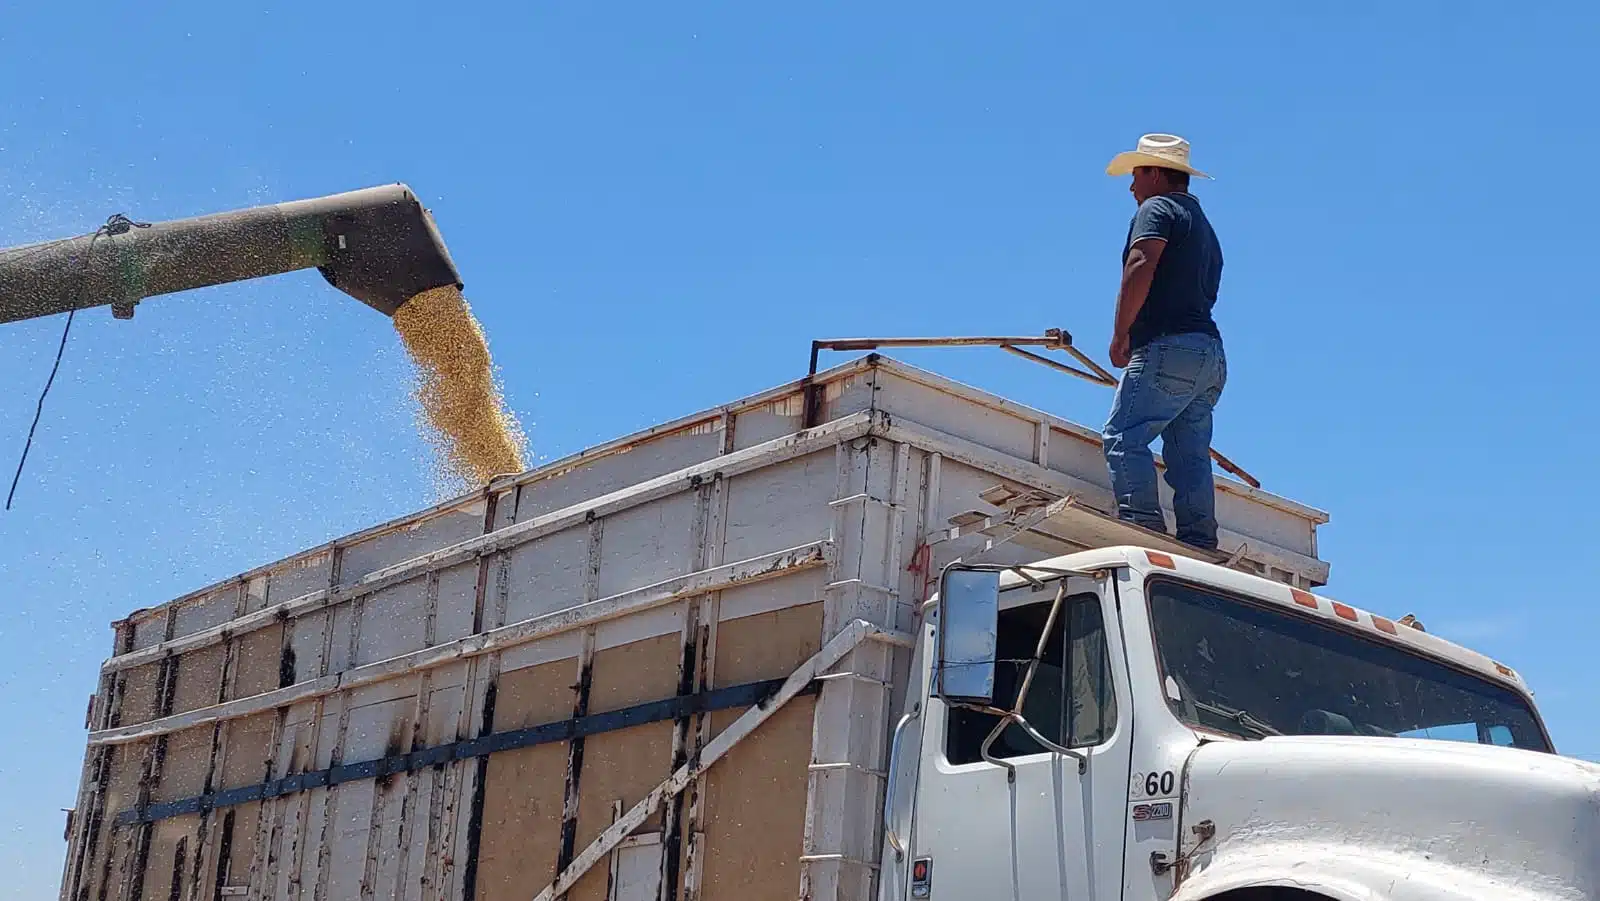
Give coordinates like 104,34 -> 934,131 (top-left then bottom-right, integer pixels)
529,619 -> 913,901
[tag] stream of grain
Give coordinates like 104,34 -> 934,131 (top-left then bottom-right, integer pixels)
392,286 -> 526,488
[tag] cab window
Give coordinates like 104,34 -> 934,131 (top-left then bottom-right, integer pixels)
945,590 -> 1117,764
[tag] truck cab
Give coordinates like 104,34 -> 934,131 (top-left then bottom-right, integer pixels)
882,546 -> 1598,901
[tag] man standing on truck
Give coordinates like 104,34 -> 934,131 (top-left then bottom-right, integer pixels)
1101,133 -> 1227,550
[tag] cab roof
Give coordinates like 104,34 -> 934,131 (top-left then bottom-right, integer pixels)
994,545 -> 1532,700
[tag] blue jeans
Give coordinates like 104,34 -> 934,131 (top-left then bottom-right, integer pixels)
1102,332 -> 1227,549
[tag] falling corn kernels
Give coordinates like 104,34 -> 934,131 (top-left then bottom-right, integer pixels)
393,286 -> 526,488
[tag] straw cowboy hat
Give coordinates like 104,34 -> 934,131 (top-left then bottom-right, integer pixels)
1105,133 -> 1211,179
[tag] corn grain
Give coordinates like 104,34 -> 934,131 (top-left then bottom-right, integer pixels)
393,286 -> 526,488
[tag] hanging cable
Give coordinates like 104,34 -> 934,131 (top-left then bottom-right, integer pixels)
5,213 -> 147,510
6,308 -> 76,509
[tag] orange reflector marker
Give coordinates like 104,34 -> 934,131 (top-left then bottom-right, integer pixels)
1495,662 -> 1516,678
1146,551 -> 1176,570
1291,589 -> 1319,610
1372,616 -> 1398,635
1332,602 -> 1358,622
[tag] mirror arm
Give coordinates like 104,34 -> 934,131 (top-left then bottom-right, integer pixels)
977,710 -> 1088,776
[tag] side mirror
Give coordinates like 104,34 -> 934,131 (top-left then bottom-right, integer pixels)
934,567 -> 1000,705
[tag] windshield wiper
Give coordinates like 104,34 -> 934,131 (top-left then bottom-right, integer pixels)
1195,701 -> 1282,738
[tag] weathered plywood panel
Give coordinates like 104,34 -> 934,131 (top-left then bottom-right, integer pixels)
215,804 -> 257,895
595,604 -> 685,653
326,603 -> 358,676
700,697 -> 816,901
511,428 -> 725,523
155,725 -> 213,803
356,580 -> 430,666
505,525 -> 590,625
589,634 -> 680,713
364,777 -> 411,901
876,369 -> 1037,462
1045,423 -> 1112,485
219,713 -> 276,788
139,815 -> 201,901
172,587 -> 236,640
499,630 -> 584,676
570,722 -> 674,901
494,659 -> 574,732
717,573 -> 827,629
476,742 -> 568,901
343,692 -> 418,763
338,505 -> 486,586
130,614 -> 166,652
292,789 -> 331,899
170,642 -> 226,715
265,551 -> 334,605
714,603 -> 824,686
120,662 -> 163,726
436,562 -> 481,644
721,454 -> 835,564
324,781 -> 377,901
595,491 -> 699,599
286,611 -> 332,686
233,623 -> 287,700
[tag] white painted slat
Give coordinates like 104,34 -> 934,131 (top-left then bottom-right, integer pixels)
87,542 -> 835,746
100,412 -> 876,676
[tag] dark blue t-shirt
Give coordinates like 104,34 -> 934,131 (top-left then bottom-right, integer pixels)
1123,192 -> 1223,349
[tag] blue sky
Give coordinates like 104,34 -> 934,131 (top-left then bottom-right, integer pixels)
2,2 -> 1596,896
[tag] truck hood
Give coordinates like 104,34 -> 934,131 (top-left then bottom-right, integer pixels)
1176,736 -> 1600,901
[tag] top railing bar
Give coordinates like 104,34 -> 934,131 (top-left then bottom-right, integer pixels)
802,328 -> 1262,490
811,332 -> 1073,352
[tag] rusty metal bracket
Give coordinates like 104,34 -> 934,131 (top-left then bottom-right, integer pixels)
1150,819 -> 1216,881
801,330 -> 1261,489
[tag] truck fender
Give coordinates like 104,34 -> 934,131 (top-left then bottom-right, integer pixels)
1170,843 -> 1572,901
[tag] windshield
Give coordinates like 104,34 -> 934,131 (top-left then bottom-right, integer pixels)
1147,580 -> 1550,752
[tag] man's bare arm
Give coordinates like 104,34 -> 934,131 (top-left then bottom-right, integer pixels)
1109,237 -> 1166,367
1115,238 -> 1167,338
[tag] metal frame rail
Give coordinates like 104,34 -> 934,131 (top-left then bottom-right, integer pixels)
802,329 -> 1260,489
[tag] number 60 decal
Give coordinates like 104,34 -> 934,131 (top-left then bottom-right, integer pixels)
1131,770 -> 1176,798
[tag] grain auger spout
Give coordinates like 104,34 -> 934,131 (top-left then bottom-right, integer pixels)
0,183 -> 461,324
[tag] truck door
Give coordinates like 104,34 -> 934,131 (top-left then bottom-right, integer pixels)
902,577 -> 1133,901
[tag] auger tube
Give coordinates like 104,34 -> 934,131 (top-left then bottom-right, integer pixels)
0,183 -> 461,324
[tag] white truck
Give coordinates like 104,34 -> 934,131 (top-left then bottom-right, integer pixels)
60,353 -> 1595,901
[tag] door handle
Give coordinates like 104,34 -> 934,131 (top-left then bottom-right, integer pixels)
883,703 -> 920,861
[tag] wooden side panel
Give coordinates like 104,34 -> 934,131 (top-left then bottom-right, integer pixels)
511,428 -> 725,523
337,505 -> 486,586
171,587 -> 236,641
873,369 -> 1038,462
699,698 -> 817,901
78,743 -> 144,901
233,623 -> 286,700
217,803 -> 258,895
355,581 -> 431,667
589,634 -> 679,713
169,643 -> 225,715
138,816 -> 200,901
715,603 -> 824,685
494,660 -> 574,731
475,743 -> 568,901
153,726 -> 211,804
263,551 -> 335,606
119,663 -> 163,727
504,525 -> 590,627
569,722 -> 674,901
721,455 -> 836,564
218,713 -> 275,789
